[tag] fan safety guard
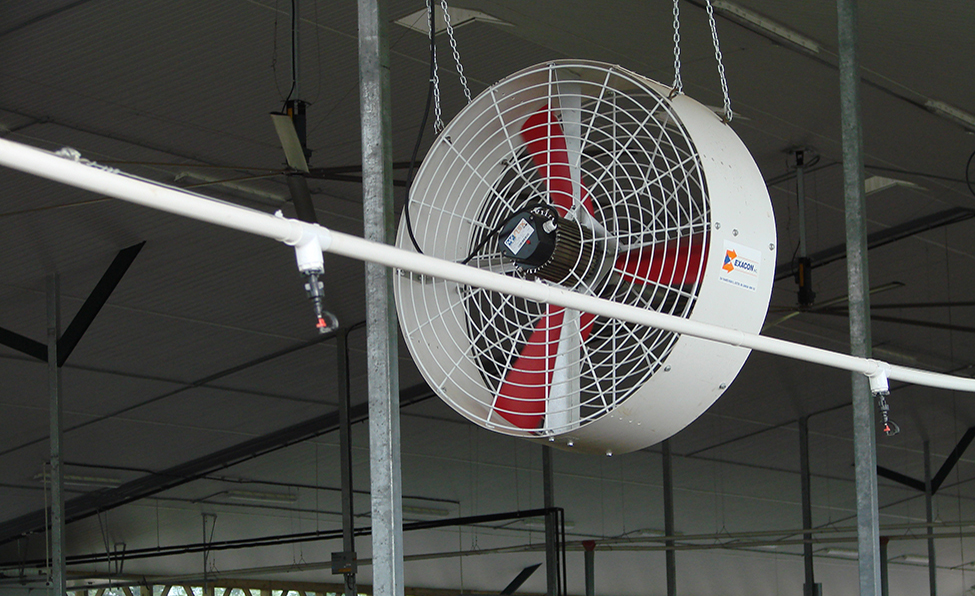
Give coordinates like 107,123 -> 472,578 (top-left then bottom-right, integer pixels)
395,60 -> 775,454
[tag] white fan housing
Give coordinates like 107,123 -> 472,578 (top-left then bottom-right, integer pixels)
395,60 -> 775,454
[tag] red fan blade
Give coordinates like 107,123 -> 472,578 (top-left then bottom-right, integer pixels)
520,106 -> 593,216
494,307 -> 596,429
494,305 -> 564,429
614,234 -> 709,286
492,106 -> 605,430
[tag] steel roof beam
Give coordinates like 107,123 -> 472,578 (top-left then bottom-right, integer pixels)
0,242 -> 144,364
774,207 -> 975,282
0,381 -> 434,546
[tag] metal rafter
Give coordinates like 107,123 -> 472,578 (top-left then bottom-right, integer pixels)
0,382 -> 435,546
0,241 -> 145,365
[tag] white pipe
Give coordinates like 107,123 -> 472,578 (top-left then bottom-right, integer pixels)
1,137 -> 973,394
0,141 -> 307,246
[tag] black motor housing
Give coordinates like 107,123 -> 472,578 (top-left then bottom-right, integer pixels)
499,207 -> 594,285
499,209 -> 557,268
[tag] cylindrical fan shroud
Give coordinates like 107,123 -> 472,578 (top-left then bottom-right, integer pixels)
395,60 -> 775,454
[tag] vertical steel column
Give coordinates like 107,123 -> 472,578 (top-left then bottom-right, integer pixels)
799,417 -> 817,596
796,152 -> 808,259
662,440 -> 676,596
880,536 -> 889,596
543,446 -> 558,596
837,0 -> 880,594
357,0 -> 402,595
923,441 -> 937,596
337,329 -> 357,596
291,0 -> 301,101
795,149 -> 815,308
47,274 -> 65,596
583,541 -> 595,596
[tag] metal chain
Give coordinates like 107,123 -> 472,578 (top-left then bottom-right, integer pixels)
704,0 -> 733,122
671,0 -> 683,95
427,0 -> 445,132
440,0 -> 472,104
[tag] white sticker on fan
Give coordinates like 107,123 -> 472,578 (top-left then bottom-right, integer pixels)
718,240 -> 761,292
504,218 -> 535,254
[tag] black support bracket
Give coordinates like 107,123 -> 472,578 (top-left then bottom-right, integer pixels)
0,241 -> 144,366
877,427 -> 975,494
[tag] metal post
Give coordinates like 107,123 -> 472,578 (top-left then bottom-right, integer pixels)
543,446 -> 558,596
837,0 -> 881,594
799,417 -> 818,596
337,328 -> 357,596
923,441 -> 937,596
796,150 -> 808,259
357,0 -> 402,595
47,274 -> 65,596
795,149 -> 815,308
662,440 -> 676,596
202,514 -> 209,596
291,0 -> 300,101
880,536 -> 889,596
582,540 -> 595,596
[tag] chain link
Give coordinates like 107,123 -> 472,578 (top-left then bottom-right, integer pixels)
433,58 -> 444,132
440,0 -> 472,104
671,0 -> 683,95
704,0 -> 733,122
427,0 -> 445,132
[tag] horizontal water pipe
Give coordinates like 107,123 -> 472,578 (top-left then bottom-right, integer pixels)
1,137 -> 973,393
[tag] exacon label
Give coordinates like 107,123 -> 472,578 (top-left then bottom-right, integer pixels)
718,240 -> 762,292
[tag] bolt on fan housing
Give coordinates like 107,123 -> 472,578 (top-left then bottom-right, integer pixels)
395,60 -> 775,455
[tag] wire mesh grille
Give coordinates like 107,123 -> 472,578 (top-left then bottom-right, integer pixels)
396,61 -> 710,437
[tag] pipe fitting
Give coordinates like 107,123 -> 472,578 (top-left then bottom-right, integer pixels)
293,232 -> 324,274
276,213 -> 333,273
865,360 -> 892,396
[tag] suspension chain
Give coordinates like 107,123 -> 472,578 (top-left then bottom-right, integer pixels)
704,0 -> 733,122
429,0 -> 472,132
441,0 -> 472,104
427,0 -> 445,132
671,0 -> 683,95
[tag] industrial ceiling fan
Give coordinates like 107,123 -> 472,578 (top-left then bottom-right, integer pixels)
763,281 -> 906,331
798,299 -> 975,336
394,60 -> 777,455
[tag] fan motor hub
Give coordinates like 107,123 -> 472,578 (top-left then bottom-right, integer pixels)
499,208 -> 596,285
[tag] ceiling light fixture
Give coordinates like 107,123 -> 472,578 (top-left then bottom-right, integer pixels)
821,548 -> 859,559
633,528 -> 667,538
892,554 -> 930,565
520,519 -> 575,530
34,472 -> 121,489
925,100 -> 975,133
712,0 -> 821,54
225,490 -> 297,504
402,505 -> 451,518
394,7 -> 510,35
864,175 -> 923,196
